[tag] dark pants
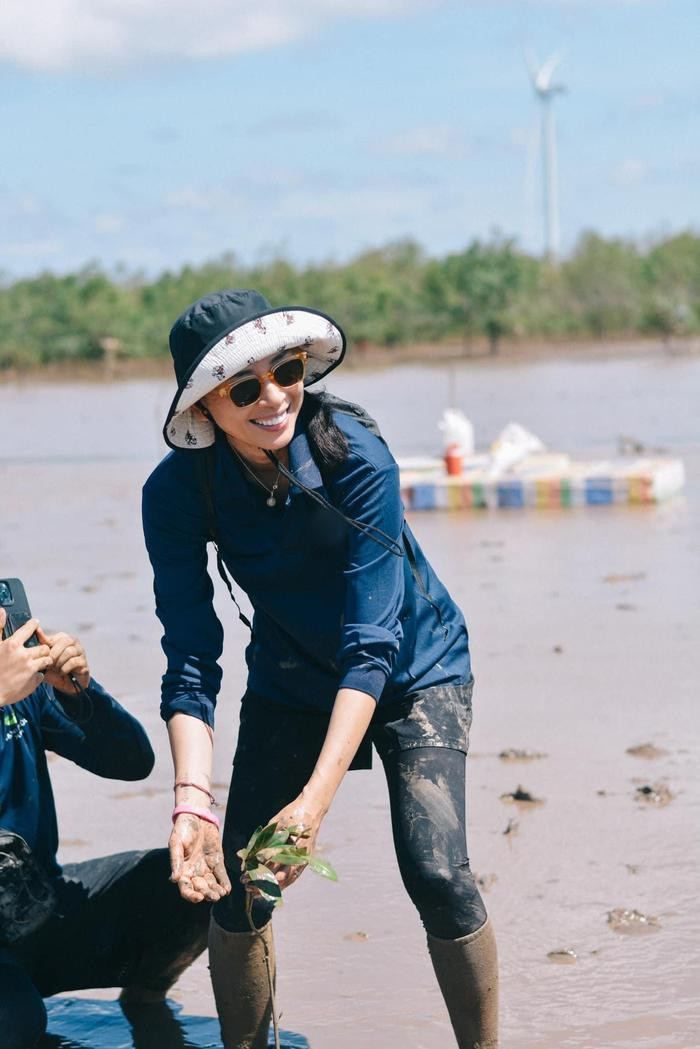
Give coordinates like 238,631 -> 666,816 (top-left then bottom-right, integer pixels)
213,687 -> 487,940
0,849 -> 210,1049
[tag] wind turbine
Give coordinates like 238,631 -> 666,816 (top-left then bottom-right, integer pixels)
525,50 -> 566,262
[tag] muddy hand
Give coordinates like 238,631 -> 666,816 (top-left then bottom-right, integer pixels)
267,792 -> 325,891
170,814 -> 231,903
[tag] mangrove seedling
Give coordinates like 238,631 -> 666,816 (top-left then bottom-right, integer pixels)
237,821 -> 338,1049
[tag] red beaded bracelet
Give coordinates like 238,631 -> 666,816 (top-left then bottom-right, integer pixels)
174,781 -> 217,805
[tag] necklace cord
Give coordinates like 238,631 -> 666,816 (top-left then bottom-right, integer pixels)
264,450 -> 403,557
229,444 -> 282,505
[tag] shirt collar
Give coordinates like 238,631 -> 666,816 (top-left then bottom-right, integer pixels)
288,420 -> 324,492
213,429 -> 256,504
213,419 -> 324,495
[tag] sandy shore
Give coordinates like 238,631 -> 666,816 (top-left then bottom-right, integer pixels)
1,333 -> 698,389
2,354 -> 698,1048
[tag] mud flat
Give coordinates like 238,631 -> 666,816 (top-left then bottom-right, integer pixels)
3,353 -> 699,1049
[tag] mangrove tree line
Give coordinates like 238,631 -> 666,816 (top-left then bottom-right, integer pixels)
0,230 -> 698,368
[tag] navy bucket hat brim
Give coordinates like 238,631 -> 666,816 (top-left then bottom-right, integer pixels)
163,289 -> 346,450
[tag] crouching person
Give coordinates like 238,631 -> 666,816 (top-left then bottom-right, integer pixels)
0,609 -> 212,1048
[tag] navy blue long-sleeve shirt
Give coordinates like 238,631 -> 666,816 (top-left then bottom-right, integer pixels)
0,680 -> 154,876
142,411 -> 471,726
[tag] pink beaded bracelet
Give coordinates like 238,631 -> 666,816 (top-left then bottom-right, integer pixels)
172,804 -> 221,830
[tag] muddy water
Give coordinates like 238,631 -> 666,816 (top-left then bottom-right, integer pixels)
2,351 -> 699,1049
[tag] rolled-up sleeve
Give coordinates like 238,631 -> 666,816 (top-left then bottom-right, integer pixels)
41,680 -> 155,780
333,452 -> 405,702
142,464 -> 224,727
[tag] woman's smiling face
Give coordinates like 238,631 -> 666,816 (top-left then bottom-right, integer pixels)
200,349 -> 304,463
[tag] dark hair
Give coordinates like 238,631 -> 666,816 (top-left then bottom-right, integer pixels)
300,390 -> 349,474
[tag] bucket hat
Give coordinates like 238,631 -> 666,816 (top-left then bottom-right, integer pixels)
163,289 -> 346,450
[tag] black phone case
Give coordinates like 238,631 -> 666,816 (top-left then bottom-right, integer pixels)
0,578 -> 38,647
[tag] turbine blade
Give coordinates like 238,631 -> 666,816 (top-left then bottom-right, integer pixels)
523,44 -> 541,86
537,50 -> 564,91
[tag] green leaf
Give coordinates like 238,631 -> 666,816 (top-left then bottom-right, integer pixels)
252,885 -> 282,905
260,849 -> 309,867
245,863 -> 278,884
241,820 -> 338,892
245,821 -> 280,857
265,830 -> 294,850
242,823 -> 315,870
246,864 -> 282,901
242,825 -> 264,857
304,856 -> 339,881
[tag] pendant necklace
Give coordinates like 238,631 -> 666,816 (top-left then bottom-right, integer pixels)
230,445 -> 282,507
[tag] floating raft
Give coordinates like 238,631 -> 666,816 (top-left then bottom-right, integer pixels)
398,454 -> 686,511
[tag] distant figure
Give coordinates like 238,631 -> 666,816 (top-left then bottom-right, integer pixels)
143,289 -> 499,1048
0,608 -> 211,1049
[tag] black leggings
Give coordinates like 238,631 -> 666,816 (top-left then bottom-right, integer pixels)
0,849 -> 210,1049
214,732 -> 486,940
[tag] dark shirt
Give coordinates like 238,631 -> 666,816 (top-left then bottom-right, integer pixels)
142,411 -> 471,726
0,680 -> 154,876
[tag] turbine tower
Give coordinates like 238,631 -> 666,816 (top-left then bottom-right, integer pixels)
526,50 -> 566,262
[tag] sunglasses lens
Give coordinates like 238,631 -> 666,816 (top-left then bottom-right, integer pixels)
273,357 -> 305,387
229,378 -> 261,407
227,355 -> 306,406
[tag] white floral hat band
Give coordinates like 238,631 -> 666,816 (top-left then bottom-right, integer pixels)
163,298 -> 345,450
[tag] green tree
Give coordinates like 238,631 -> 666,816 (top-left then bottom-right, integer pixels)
2,231 -> 700,370
424,238 -> 527,353
640,232 -> 700,337
561,232 -> 643,337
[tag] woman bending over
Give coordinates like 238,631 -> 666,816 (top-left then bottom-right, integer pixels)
142,289 -> 498,1048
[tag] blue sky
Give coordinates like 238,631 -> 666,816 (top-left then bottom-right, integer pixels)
1,0 -> 697,278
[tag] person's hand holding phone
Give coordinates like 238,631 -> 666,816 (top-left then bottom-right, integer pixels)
0,609 -> 52,706
35,626 -> 91,695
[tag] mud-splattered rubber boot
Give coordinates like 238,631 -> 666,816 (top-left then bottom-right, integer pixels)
208,916 -> 275,1049
427,917 -> 499,1048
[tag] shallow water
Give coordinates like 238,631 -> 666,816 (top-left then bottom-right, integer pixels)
3,349 -> 700,1048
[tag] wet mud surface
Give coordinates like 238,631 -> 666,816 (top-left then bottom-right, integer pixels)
498,748 -> 548,762
626,742 -> 671,760
606,908 -> 661,935
4,355 -> 700,1048
634,781 -> 676,806
547,949 -> 578,965
499,785 -> 545,806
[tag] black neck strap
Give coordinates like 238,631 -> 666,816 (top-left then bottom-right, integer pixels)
263,450 -> 404,557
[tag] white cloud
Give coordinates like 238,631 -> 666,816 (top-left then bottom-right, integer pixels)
164,185 -> 248,211
162,173 -> 426,224
0,0 -> 434,72
614,158 -> 646,185
1,238 -> 63,257
627,89 -> 668,114
376,124 -> 468,159
14,192 -> 45,217
281,184 -> 426,222
94,212 -> 126,234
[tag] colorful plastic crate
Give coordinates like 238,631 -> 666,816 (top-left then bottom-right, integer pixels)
398,456 -> 685,511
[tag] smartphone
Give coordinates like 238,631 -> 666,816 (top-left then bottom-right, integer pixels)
0,578 -> 39,647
